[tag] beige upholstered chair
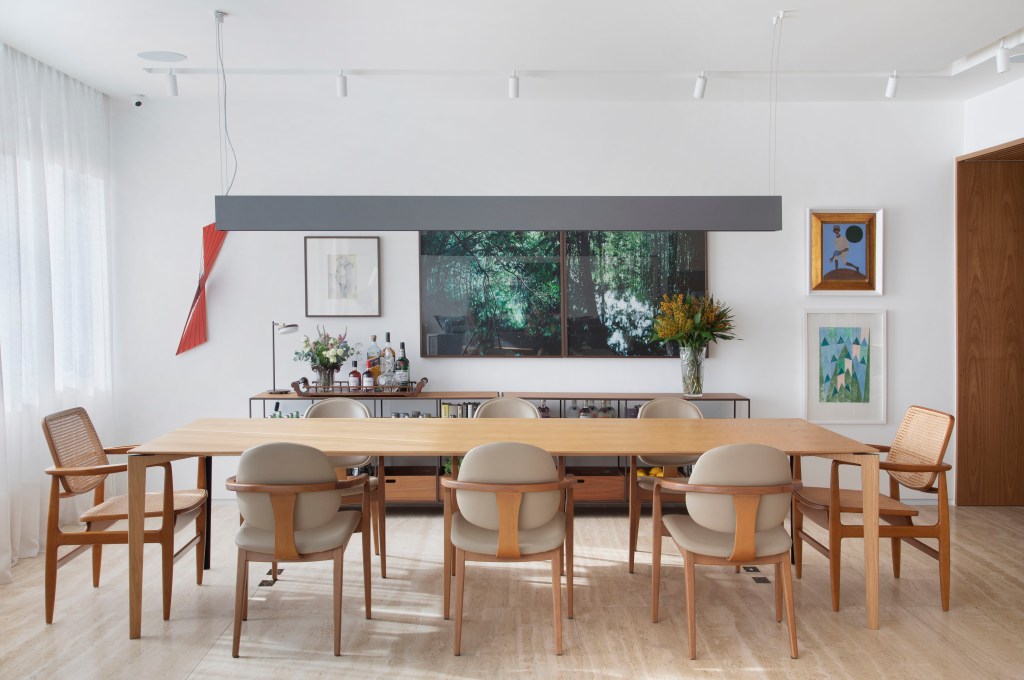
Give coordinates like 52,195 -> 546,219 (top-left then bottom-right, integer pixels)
651,443 -> 801,659
793,405 -> 955,611
41,407 -> 207,624
440,442 -> 578,655
628,398 -> 703,573
473,397 -> 541,419
225,442 -> 370,657
303,398 -> 388,578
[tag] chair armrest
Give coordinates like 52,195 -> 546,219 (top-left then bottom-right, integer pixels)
868,444 -> 891,453
652,478 -> 802,495
103,445 -> 138,456
225,473 -> 369,494
440,476 -> 577,493
879,461 -> 951,473
45,464 -> 127,476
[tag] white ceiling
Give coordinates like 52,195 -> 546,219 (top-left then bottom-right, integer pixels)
1,0 -> 1023,101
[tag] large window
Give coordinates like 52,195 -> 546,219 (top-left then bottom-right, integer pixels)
420,231 -> 706,357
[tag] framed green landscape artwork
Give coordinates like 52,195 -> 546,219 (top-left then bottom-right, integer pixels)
803,309 -> 886,423
419,231 -> 706,357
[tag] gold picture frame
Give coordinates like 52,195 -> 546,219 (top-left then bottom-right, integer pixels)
808,209 -> 883,295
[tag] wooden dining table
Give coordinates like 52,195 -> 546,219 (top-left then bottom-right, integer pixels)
127,417 -> 881,638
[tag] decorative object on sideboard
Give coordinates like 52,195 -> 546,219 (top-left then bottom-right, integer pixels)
268,321 -> 298,394
808,209 -> 883,295
304,236 -> 381,316
651,292 -> 737,397
292,326 -> 356,389
291,376 -> 429,398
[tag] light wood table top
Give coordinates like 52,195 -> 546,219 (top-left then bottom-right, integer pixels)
131,417 -> 875,458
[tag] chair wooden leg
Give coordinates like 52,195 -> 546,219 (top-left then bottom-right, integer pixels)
271,562 -> 278,582
443,538 -> 452,621
91,533 -> 102,588
195,508 -> 207,586
651,519 -> 662,623
371,499 -> 380,556
793,501 -> 804,579
454,548 -> 466,656
939,521 -> 951,612
232,550 -> 246,658
552,550 -> 564,656
734,565 -> 741,573
44,536 -> 58,625
828,526 -> 842,612
242,560 -> 249,621
362,508 -> 372,620
774,562 -> 783,622
377,488 -> 387,579
780,557 -> 799,659
684,550 -> 697,660
334,547 -> 344,656
566,537 -> 575,620
161,533 -> 174,621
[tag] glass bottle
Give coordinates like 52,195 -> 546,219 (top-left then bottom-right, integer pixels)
598,399 -> 616,418
366,335 -> 381,379
361,364 -> 375,388
347,360 -> 361,388
380,332 -> 396,376
578,400 -> 592,418
395,342 -> 411,385
567,400 -> 579,418
538,399 -> 551,418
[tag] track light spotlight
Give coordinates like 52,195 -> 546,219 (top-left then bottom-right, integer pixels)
509,70 -> 519,99
996,44 -> 1010,74
693,71 -> 707,99
336,71 -> 348,97
885,71 -> 899,99
166,70 -> 178,97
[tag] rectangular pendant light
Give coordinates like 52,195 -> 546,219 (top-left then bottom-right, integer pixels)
214,195 -> 783,232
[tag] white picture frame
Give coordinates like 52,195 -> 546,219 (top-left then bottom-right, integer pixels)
803,309 -> 886,424
304,236 -> 381,317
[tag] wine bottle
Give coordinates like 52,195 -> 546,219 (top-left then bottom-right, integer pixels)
380,332 -> 396,377
538,399 -> 550,418
361,364 -> 375,388
366,335 -> 381,379
578,401 -> 592,418
567,399 -> 579,418
348,360 -> 361,388
395,341 -> 411,385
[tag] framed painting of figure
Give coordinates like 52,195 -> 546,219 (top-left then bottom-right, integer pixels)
304,236 -> 381,316
808,209 -> 883,295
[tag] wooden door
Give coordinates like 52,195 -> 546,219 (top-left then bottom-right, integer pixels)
956,139 -> 1024,505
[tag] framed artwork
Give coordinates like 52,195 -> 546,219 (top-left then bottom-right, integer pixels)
304,236 -> 380,317
418,230 -> 706,357
803,309 -> 886,424
808,209 -> 883,295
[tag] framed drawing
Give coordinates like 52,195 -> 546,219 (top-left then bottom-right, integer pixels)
808,209 -> 883,295
803,309 -> 886,424
304,236 -> 380,317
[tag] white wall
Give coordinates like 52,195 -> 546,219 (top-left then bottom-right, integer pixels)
963,76 -> 1024,153
109,95 -> 962,500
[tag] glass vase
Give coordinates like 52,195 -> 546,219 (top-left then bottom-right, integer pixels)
313,365 -> 337,389
680,347 -> 705,397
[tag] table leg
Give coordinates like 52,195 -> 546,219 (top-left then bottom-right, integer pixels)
128,455 -> 147,639
860,454 -> 880,630
204,456 -> 213,570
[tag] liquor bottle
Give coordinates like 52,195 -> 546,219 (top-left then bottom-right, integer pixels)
348,360 -> 361,388
361,364 -> 375,388
567,400 -> 579,418
380,332 -> 396,376
538,399 -> 551,418
578,400 -> 592,418
598,399 -> 617,418
366,335 -> 381,379
395,342 -> 411,385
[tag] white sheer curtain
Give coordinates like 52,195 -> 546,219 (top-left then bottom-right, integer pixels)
0,44 -> 113,583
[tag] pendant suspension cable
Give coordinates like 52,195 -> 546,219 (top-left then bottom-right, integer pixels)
214,11 -> 238,196
767,11 -> 785,196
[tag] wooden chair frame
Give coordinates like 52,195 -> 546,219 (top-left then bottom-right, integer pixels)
225,474 -> 371,657
440,476 -> 578,656
792,454 -> 953,611
627,458 -> 687,573
651,477 -> 803,660
43,454 -> 207,624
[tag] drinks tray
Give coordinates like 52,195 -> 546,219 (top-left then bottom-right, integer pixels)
291,376 -> 428,397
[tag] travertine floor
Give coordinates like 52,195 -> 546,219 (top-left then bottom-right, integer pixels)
1,503 -> 1022,679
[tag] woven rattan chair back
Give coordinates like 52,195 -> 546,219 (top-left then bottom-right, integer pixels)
41,407 -> 108,495
886,406 -> 955,491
